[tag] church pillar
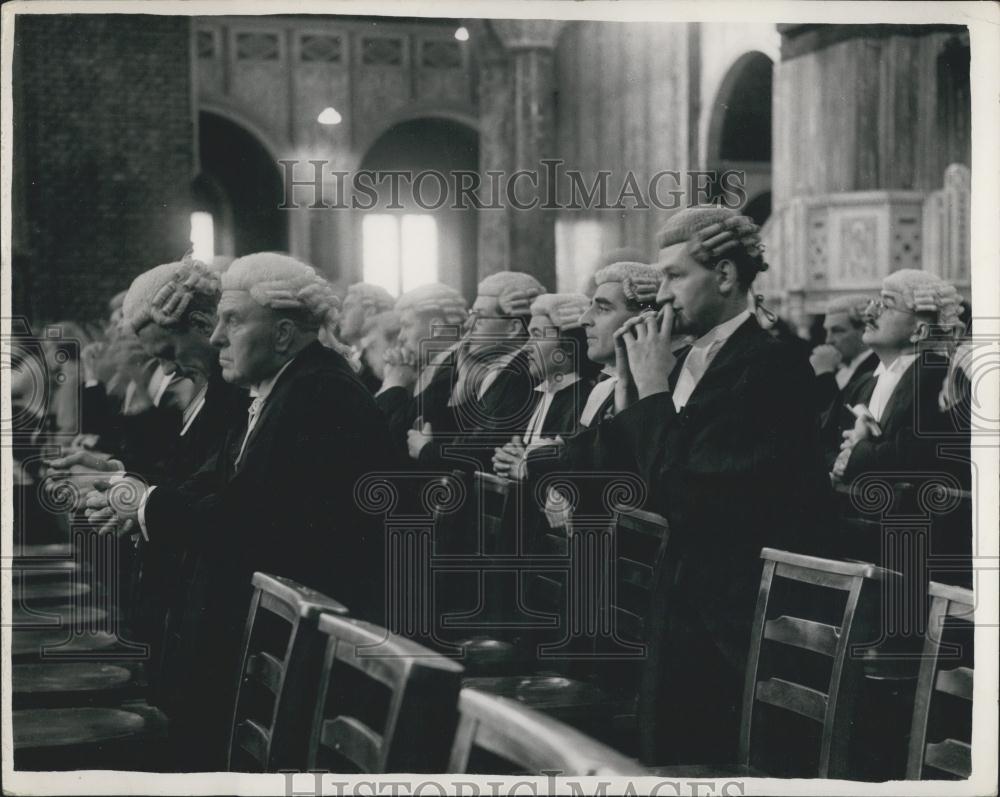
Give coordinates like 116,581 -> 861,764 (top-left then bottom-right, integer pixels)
476,20 -> 565,291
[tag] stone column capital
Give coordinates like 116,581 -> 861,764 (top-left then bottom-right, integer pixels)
488,19 -> 567,51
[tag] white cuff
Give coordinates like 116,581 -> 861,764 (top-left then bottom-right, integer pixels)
137,486 -> 156,541
85,379 -> 99,388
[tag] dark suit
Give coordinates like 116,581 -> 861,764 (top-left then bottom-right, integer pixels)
128,370 -> 249,705
816,351 -> 879,467
570,316 -> 831,763
142,341 -> 396,769
844,352 -> 968,484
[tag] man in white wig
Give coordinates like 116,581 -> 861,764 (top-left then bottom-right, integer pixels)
338,281 -> 396,348
85,252 -> 395,769
833,268 -> 967,483
375,281 -> 468,458
406,270 -> 545,468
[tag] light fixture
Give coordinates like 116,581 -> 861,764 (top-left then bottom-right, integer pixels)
317,107 -> 342,125
454,26 -> 469,42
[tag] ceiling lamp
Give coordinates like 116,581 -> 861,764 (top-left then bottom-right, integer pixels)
317,107 -> 343,125
454,26 -> 469,42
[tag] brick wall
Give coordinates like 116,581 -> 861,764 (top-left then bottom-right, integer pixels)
12,14 -> 195,325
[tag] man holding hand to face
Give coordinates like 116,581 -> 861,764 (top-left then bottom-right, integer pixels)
584,207 -> 830,766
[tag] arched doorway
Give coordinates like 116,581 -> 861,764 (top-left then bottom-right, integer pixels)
357,117 -> 479,300
194,111 -> 288,259
707,52 -> 774,223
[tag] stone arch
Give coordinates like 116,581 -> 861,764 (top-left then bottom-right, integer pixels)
706,50 -> 774,165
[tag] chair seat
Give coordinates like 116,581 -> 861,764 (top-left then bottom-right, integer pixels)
13,663 -> 146,708
11,605 -> 109,628
12,630 -> 128,661
18,580 -> 91,603
15,543 -> 74,558
13,704 -> 168,770
14,704 -> 167,747
463,675 -> 624,723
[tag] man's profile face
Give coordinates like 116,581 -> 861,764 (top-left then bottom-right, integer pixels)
137,320 -> 215,386
862,289 -> 921,350
338,294 -> 367,344
464,295 -> 520,351
657,242 -> 722,336
211,293 -> 279,386
824,311 -> 865,362
398,308 -> 434,358
525,313 -> 564,381
579,282 -> 634,365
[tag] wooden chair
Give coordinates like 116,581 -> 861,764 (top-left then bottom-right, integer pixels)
463,507 -> 670,747
652,548 -> 898,779
228,573 -> 347,772
906,581 -> 974,780
227,572 -> 348,772
449,688 -> 643,775
307,612 -> 464,773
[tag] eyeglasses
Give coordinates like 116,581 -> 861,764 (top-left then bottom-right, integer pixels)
865,296 -> 918,319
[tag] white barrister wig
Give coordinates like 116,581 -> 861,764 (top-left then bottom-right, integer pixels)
394,282 -> 468,325
824,294 -> 873,325
222,252 -> 341,330
529,293 -> 591,331
122,253 -> 221,333
346,282 -> 396,313
592,261 -> 662,308
882,269 -> 964,330
477,271 -> 547,316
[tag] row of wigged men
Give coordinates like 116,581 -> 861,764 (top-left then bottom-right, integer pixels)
42,206 -> 972,771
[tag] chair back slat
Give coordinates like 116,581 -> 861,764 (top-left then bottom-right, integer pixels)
246,652 -> 284,696
755,678 -> 828,723
763,616 -> 840,657
923,740 -> 971,778
935,666 -> 973,701
319,717 -> 383,772
906,582 -> 974,780
235,719 -> 271,764
309,613 -> 463,773
227,573 -> 348,772
738,548 -> 895,778
449,688 -> 642,775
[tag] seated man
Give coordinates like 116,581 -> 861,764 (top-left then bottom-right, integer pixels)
333,282 -> 396,391
811,294 -> 879,466
85,253 -> 395,770
491,293 -> 596,480
580,208 -> 831,764
406,271 -> 545,471
833,269 -> 967,485
375,282 -> 469,457
50,254 -> 249,716
356,309 -> 401,393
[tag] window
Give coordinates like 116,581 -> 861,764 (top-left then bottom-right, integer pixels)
362,214 -> 438,295
190,211 -> 215,262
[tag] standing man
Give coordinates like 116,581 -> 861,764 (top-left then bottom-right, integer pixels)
86,253 -> 395,769
585,208 -> 830,765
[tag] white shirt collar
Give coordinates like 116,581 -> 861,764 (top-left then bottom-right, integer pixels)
250,356 -> 297,400
533,372 -> 581,395
689,309 -> 751,352
873,352 -> 918,379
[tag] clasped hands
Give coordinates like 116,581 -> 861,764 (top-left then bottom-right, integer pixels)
44,449 -> 144,537
492,434 -> 564,481
382,347 -> 419,391
831,407 -> 879,481
612,303 -> 676,413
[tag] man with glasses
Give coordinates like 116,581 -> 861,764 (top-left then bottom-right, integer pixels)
832,269 -> 966,484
